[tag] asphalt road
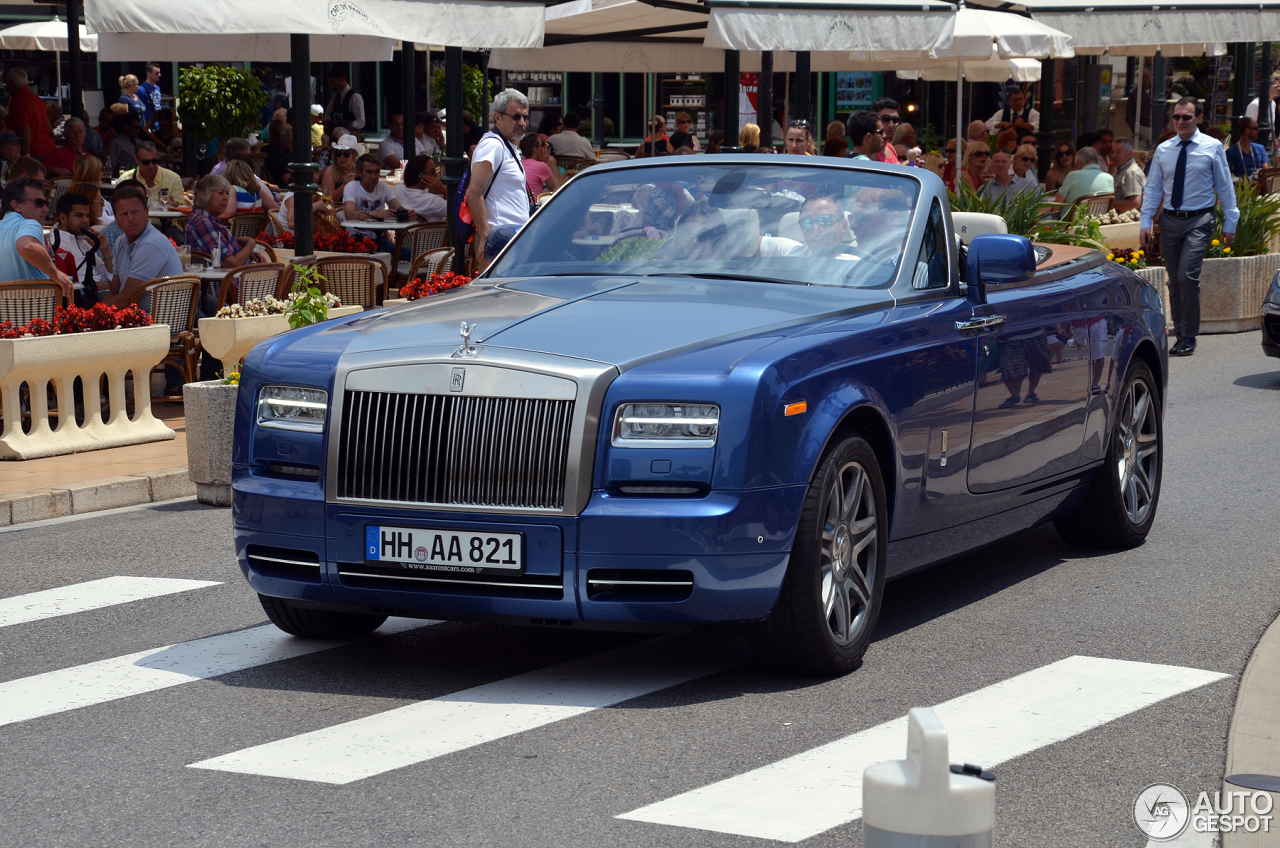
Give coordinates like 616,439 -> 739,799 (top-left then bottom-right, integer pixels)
1,330 -> 1277,848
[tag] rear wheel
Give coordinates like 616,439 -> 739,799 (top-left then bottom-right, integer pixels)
748,434 -> 888,676
1055,361 -> 1162,549
258,594 -> 388,639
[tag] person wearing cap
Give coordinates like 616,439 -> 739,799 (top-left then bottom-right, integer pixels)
0,131 -> 22,182
321,134 -> 363,202
310,104 -> 325,149
379,112 -> 427,170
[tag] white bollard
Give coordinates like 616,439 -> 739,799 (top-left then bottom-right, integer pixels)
862,707 -> 996,847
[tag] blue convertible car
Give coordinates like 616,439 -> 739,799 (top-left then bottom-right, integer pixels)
233,157 -> 1167,675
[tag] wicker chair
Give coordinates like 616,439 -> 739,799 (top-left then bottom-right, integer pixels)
596,150 -> 630,163
214,263 -> 289,312
1068,192 -> 1114,221
1259,166 -> 1280,195
311,256 -> 384,308
0,280 -> 63,324
128,275 -> 201,391
405,247 -> 455,284
392,222 -> 448,285
226,211 -> 269,240
536,190 -> 555,205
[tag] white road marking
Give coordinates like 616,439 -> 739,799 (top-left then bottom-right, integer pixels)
618,656 -> 1230,843
189,635 -> 748,784
0,619 -> 432,728
0,576 -> 222,628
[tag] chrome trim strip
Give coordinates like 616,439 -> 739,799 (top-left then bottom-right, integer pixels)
586,579 -> 694,587
338,571 -> 562,591
248,555 -> 320,567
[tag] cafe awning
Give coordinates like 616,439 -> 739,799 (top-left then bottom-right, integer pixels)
96,33 -> 395,61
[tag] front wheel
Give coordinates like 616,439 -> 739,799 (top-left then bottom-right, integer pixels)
748,434 -> 888,676
258,594 -> 388,639
1055,361 -> 1163,549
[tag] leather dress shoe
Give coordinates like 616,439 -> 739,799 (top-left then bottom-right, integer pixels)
1170,339 -> 1196,356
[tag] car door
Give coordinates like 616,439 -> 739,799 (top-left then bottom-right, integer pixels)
966,279 -> 1091,493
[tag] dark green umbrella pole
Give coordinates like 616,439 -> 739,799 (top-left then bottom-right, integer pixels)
290,33 -> 317,257
443,46 -> 466,275
723,49 -> 740,152
65,0 -> 84,120
1037,57 -> 1055,181
403,40 -> 416,162
1260,43 -> 1273,149
758,50 -> 773,148
795,50 -> 811,127
592,71 -> 605,148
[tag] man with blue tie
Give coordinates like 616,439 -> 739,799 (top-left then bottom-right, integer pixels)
1140,96 -> 1238,357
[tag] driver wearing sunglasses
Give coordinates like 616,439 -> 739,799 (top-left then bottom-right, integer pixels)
0,178 -> 73,297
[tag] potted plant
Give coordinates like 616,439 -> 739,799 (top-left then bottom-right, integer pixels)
0,305 -> 173,460
384,271 -> 472,306
177,65 -> 270,157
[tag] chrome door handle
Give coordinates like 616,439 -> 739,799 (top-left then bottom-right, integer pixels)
955,314 -> 1006,333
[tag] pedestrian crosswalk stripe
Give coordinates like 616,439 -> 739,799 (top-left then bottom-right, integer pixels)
188,634 -> 750,785
0,577 -> 222,629
617,656 -> 1230,843
0,618 -> 433,728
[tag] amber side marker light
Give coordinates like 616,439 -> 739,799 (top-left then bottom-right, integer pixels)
785,400 -> 807,416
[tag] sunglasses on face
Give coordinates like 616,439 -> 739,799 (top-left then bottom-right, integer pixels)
973,151 -> 990,158
799,214 -> 838,230
1019,155 -> 1036,162
336,150 -> 355,157
24,197 -> 47,208
871,129 -> 887,136
137,158 -> 159,165
945,147 -> 956,153
1172,114 -> 1196,122
1057,149 -> 1072,157
498,112 -> 530,123
878,114 -> 901,124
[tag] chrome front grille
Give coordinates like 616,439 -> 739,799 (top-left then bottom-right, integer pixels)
335,391 -> 575,509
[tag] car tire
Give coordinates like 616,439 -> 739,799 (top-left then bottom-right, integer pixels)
258,593 -> 388,639
1055,361 -> 1162,549
747,434 -> 888,676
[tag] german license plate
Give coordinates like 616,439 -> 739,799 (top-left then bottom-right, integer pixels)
365,525 -> 523,576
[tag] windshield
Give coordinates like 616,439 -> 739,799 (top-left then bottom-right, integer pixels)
489,161 -> 921,289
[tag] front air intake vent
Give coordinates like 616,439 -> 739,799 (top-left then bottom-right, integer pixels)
338,565 -> 564,599
586,569 -> 695,602
246,545 -> 321,581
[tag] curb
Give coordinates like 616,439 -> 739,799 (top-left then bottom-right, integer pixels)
1222,610 -> 1280,847
0,466 -> 199,526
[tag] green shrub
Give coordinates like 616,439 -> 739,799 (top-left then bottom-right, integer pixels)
178,65 -> 271,151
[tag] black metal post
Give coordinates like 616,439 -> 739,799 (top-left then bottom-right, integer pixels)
480,50 -> 490,133
1037,57 -> 1056,181
444,46 -> 466,275
592,71 -> 605,148
402,41 -> 416,161
1150,51 -> 1167,141
758,51 -> 774,148
795,50 -> 811,127
289,34 -> 317,257
1232,43 -> 1248,118
1260,43 -> 1274,149
723,49 -> 740,152
64,0 -> 83,119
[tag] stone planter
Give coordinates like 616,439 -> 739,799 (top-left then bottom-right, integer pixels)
198,305 -> 363,376
183,380 -> 238,506
0,324 -> 175,460
1100,222 -> 1140,250
1135,254 -> 1280,333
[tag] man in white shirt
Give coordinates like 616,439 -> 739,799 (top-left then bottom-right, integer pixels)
379,113 -> 427,169
344,154 -> 414,222
468,89 -> 532,267
325,71 -> 365,131
1246,74 -> 1280,149
418,111 -> 443,159
548,111 -> 595,159
986,88 -> 1039,134
394,155 -> 447,221
48,191 -> 112,304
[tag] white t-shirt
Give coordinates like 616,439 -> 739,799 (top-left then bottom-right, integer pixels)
471,132 -> 530,228
395,185 -> 446,221
379,135 -> 428,164
344,180 -> 397,213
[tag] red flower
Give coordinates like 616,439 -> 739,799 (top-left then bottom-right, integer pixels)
399,272 -> 472,300
0,304 -> 154,338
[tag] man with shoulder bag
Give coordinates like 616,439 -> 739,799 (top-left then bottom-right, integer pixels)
466,89 -> 537,269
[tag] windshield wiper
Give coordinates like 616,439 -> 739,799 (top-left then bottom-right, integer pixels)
650,272 -> 808,286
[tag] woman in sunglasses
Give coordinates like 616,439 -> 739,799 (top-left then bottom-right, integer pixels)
942,142 -> 957,191
1044,142 -> 1076,194
321,135 -> 362,202
960,142 -> 992,194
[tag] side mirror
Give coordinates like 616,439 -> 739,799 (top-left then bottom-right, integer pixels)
965,233 -> 1037,305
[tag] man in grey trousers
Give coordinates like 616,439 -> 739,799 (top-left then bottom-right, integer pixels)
1140,95 -> 1238,356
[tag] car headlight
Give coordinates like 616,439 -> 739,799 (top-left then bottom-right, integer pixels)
257,385 -> 329,433
612,403 -> 719,448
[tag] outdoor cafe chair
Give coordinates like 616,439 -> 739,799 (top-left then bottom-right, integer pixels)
0,280 -> 63,324
1257,166 -> 1280,196
214,263 -> 289,312
393,221 -> 448,286
596,150 -> 630,163
311,256 -> 385,309
1068,193 -> 1114,221
405,247 -> 455,285
226,211 -> 269,241
128,274 -> 202,394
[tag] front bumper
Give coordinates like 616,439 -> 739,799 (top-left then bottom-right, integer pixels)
233,471 -> 807,627
1263,303 -> 1280,358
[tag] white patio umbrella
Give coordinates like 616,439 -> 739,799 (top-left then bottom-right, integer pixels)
0,18 -> 98,97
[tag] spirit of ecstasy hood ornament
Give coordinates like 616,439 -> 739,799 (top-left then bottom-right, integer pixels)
458,321 -> 479,357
